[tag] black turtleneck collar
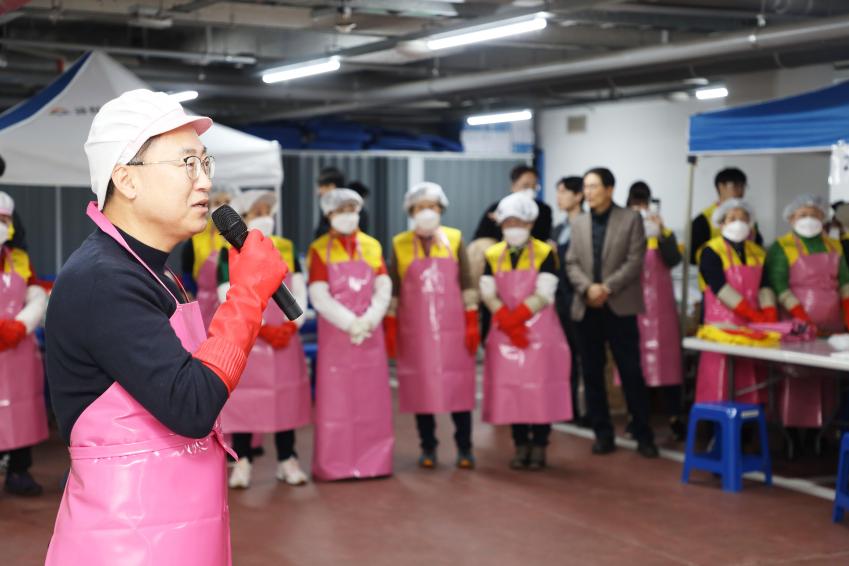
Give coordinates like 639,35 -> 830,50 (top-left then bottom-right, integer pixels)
591,204 -> 614,221
116,227 -> 170,273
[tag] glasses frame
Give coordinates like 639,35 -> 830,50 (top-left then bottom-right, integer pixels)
127,155 -> 215,181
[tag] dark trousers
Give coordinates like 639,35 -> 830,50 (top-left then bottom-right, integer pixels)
415,412 -> 472,453
232,431 -> 296,462
511,424 -> 551,447
1,446 -> 32,474
578,306 -> 654,444
556,296 -> 583,420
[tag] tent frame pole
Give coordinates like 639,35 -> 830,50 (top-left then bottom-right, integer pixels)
680,155 -> 698,329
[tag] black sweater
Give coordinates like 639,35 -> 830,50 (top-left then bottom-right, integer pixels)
46,227 -> 228,444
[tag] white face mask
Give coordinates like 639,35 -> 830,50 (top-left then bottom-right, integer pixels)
643,220 -> 661,238
331,212 -> 360,235
503,227 -> 530,248
0,223 -> 8,245
722,220 -> 751,243
247,215 -> 274,237
413,208 -> 441,236
793,217 -> 823,239
519,188 -> 537,201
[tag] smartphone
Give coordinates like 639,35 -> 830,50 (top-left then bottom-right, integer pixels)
649,198 -> 661,214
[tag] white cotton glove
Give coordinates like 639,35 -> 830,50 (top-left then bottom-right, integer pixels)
15,285 -> 48,334
349,317 -> 372,345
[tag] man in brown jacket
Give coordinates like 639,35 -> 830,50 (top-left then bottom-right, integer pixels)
566,167 -> 658,458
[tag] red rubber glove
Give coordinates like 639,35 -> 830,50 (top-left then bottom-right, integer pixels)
464,310 -> 480,355
384,316 -> 398,359
789,304 -> 813,324
506,325 -> 529,349
259,322 -> 298,350
843,298 -> 849,332
0,320 -> 26,349
732,300 -> 768,323
761,306 -> 778,323
504,303 -> 533,328
194,230 -> 289,393
493,305 -> 513,331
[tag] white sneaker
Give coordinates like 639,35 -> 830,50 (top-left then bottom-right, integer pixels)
229,458 -> 252,489
276,457 -> 308,486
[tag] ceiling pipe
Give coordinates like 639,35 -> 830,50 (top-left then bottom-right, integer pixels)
252,13 -> 849,121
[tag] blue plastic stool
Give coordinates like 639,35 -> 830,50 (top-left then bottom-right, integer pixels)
833,433 -> 849,522
681,402 -> 772,493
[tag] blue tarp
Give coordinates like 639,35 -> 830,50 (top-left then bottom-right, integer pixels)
688,80 -> 849,155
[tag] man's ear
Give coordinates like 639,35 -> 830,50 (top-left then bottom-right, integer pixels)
111,165 -> 138,201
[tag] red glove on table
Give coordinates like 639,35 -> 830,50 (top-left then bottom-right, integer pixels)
732,300 -> 768,323
0,320 -> 26,349
761,306 -> 778,323
789,304 -> 813,324
464,310 -> 480,355
194,231 -> 289,394
384,316 -> 398,359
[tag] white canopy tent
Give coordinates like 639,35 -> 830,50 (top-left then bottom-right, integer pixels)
0,51 -> 282,272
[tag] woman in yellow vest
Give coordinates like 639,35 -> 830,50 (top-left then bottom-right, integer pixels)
696,199 -> 776,404
765,194 -> 849,429
307,188 -> 393,481
217,190 -> 311,488
181,184 -> 238,328
0,192 -> 49,496
385,182 -> 479,469
480,193 -> 572,470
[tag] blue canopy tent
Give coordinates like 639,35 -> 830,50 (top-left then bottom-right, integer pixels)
680,81 -> 849,317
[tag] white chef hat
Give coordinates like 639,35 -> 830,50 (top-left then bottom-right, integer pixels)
403,181 -> 449,213
494,192 -> 539,224
320,188 -> 363,216
0,192 -> 14,216
782,193 -> 831,222
84,89 -> 213,210
712,198 -> 755,226
232,189 -> 277,216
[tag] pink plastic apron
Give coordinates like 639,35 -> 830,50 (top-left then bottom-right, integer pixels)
778,235 -> 841,428
637,248 -> 682,387
196,227 -> 221,330
0,248 -> 48,452
696,240 -> 766,404
396,232 -> 476,414
220,273 -> 312,434
482,243 -> 572,425
46,203 -> 236,566
313,236 -> 393,481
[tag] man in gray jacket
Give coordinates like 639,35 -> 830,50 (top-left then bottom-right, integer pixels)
566,167 -> 658,458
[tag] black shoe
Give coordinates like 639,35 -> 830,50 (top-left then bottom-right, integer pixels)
669,418 -> 686,442
4,472 -> 43,497
637,441 -> 660,459
624,419 -> 636,440
510,445 -> 531,469
418,450 -> 437,469
592,437 -> 616,455
528,446 -> 547,471
456,451 -> 476,470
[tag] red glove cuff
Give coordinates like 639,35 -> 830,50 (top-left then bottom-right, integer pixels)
194,337 -> 248,394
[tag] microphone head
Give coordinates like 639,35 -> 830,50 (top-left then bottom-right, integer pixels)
211,204 -> 247,246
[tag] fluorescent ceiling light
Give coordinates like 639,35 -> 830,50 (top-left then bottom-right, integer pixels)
695,86 -> 728,100
426,13 -> 547,51
170,90 -> 199,103
467,109 -> 533,126
263,56 -> 341,84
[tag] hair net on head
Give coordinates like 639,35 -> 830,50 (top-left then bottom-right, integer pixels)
210,183 -> 242,201
403,182 -> 449,213
0,192 -> 14,216
782,193 -> 831,222
320,188 -> 363,216
712,198 -> 755,226
232,189 -> 277,216
495,193 -> 539,224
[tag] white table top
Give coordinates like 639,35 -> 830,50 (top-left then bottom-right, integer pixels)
682,337 -> 849,372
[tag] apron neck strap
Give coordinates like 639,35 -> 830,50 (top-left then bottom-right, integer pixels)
497,239 -> 534,272
86,202 -> 180,305
325,232 -> 362,264
722,238 -> 743,267
413,230 -> 452,260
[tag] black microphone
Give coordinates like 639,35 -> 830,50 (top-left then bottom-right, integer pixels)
212,204 -> 303,321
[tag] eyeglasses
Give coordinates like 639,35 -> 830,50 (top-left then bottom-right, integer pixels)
127,155 -> 215,181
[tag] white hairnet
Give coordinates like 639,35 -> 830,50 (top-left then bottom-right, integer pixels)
495,193 -> 539,224
712,198 -> 755,226
404,181 -> 449,213
232,189 -> 277,216
320,188 -> 363,216
782,193 -> 831,222
0,192 -> 14,216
